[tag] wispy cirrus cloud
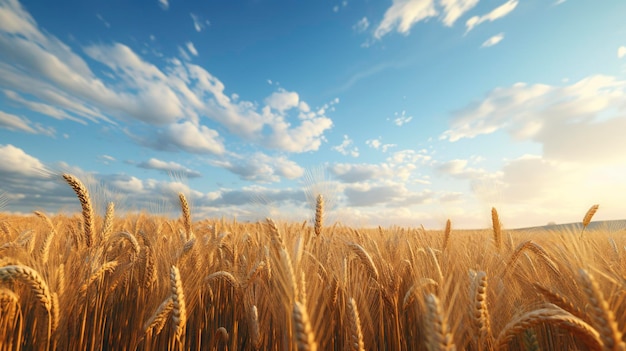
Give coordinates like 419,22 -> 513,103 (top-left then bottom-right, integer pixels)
190,13 -> 210,32
481,32 -> 504,47
465,0 -> 518,33
0,110 -> 55,136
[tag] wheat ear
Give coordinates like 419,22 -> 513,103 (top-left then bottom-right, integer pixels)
581,204 -> 599,238
293,301 -> 317,351
102,202 -> 115,243
314,194 -> 324,236
532,283 -> 586,321
0,265 -> 51,313
424,293 -> 456,351
249,305 -> 261,349
170,265 -> 187,341
79,261 -> 119,294
144,297 -> 174,335
34,211 -> 56,265
471,270 -> 492,349
491,207 -> 502,250
442,219 -> 451,251
495,306 -> 602,350
62,173 -> 94,248
178,193 -> 193,240
579,269 -> 625,350
348,243 -> 379,281
347,297 -> 365,351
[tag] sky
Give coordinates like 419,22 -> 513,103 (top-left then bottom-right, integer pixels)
1,0 -> 626,229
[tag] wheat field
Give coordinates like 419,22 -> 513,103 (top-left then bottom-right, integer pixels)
0,174 -> 625,350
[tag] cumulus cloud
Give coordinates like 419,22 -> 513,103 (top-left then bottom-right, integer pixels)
137,158 -> 202,178
210,152 -> 304,183
0,144 -> 46,178
465,0 -> 518,33
481,32 -> 504,47
441,75 -> 626,164
265,89 -> 299,113
330,149 -> 430,183
147,121 -> 225,155
0,1 -> 334,154
374,0 -> 438,39
332,135 -> 359,157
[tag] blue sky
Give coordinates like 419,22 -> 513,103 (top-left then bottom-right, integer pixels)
1,0 -> 626,228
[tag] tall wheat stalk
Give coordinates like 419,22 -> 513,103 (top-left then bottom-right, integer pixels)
62,173 -> 94,248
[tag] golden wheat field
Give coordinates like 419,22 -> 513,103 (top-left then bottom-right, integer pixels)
0,174 -> 625,351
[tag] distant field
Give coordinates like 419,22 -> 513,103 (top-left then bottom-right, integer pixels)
0,175 -> 624,350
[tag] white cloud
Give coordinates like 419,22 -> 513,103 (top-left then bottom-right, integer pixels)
353,17 -> 370,33
0,1 -> 335,155
332,135 -> 359,157
554,0 -> 566,4
210,152 -> 304,183
441,75 -> 626,164
465,0 -> 518,33
190,13 -> 209,32
440,0 -> 479,26
481,32 -> 504,47
0,110 -> 55,135
151,121 -> 225,155
186,41 -> 198,56
265,89 -> 299,113
137,158 -> 202,178
158,0 -> 169,10
618,46 -> 626,59
0,144 -> 46,178
391,110 -> 413,126
367,138 -> 397,152
374,0 -> 438,39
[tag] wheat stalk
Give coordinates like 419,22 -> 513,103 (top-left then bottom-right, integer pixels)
102,202 -> 115,243
495,306 -> 602,350
34,211 -> 56,265
491,207 -> 502,250
144,297 -> 174,335
579,269 -> 625,350
170,265 -> 187,341
314,194 -> 324,236
79,261 -> 119,294
178,193 -> 193,240
442,219 -> 451,251
249,305 -> 261,350
581,204 -> 599,238
532,283 -> 586,321
206,271 -> 240,289
347,297 -> 365,351
62,173 -> 94,248
348,243 -> 379,281
471,270 -> 492,349
0,265 -> 51,313
293,301 -> 317,351
424,293 -> 456,351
